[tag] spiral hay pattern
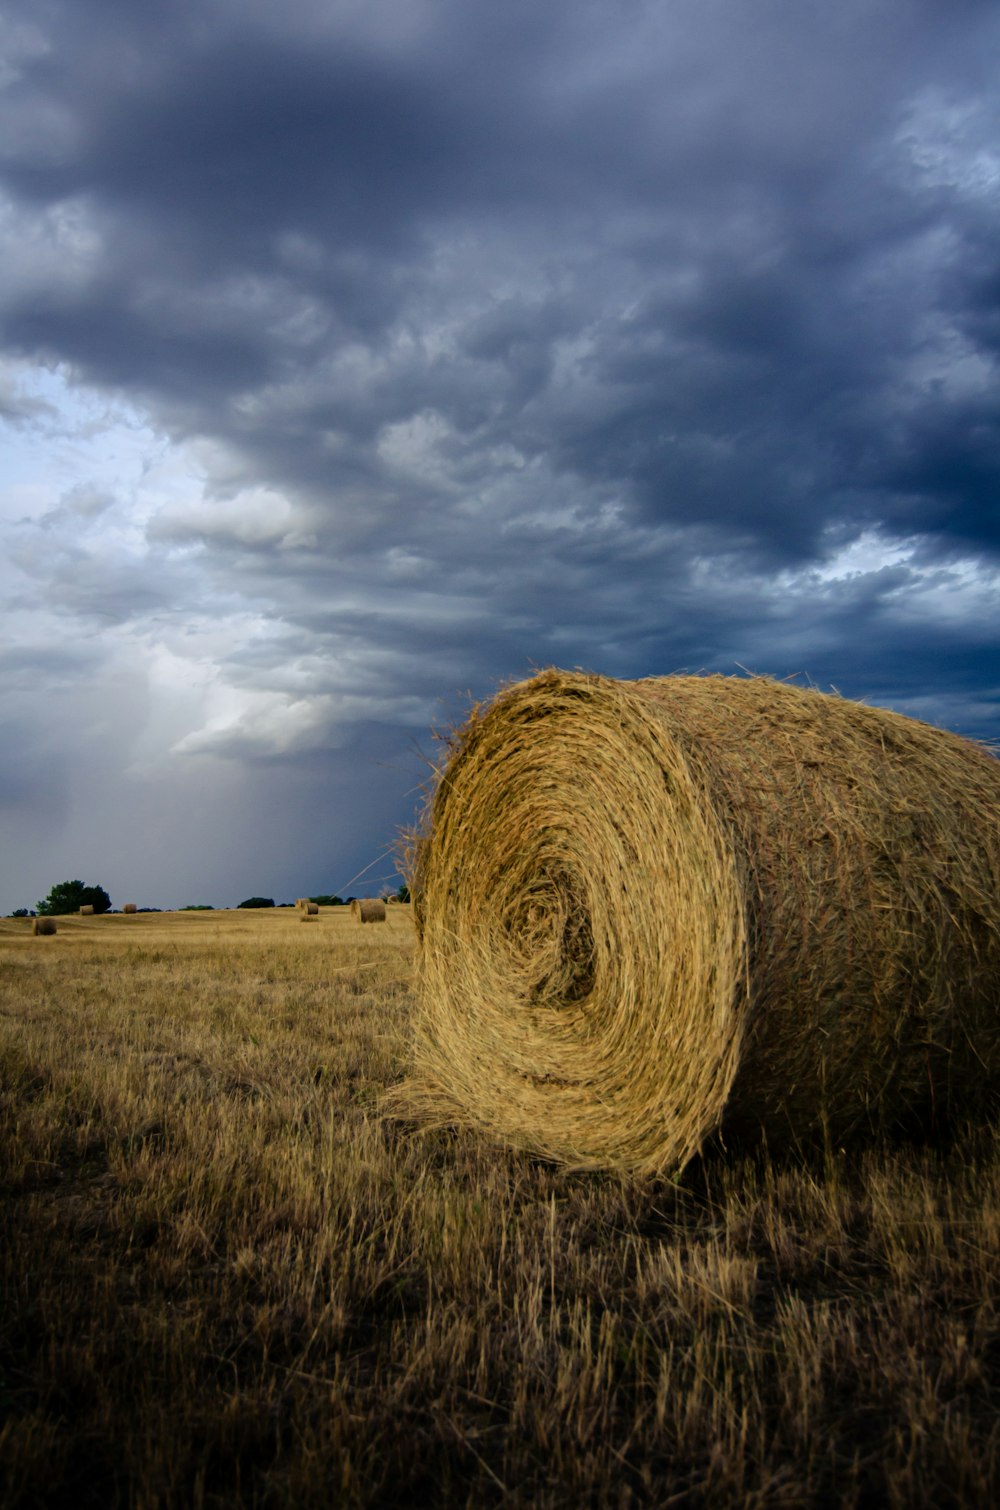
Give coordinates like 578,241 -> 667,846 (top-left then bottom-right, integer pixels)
405,670 -> 1000,1174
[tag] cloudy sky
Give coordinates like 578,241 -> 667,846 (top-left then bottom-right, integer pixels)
2,0 -> 998,913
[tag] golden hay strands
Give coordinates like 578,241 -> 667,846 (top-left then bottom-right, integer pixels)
304,901 -> 320,916
32,917 -> 57,936
403,669 -> 1000,1175
296,897 -> 310,911
79,905 -> 94,916
356,898 -> 387,924
123,903 -> 138,914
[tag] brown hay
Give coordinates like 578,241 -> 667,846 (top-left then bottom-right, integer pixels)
79,905 -> 94,916
304,901 -> 319,916
123,903 -> 138,914
32,917 -> 57,936
356,898 -> 387,924
404,669 -> 1000,1175
296,897 -> 310,911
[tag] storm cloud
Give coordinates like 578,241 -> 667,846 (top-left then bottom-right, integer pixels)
1,0 -> 998,912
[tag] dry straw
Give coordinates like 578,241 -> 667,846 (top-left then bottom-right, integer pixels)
403,669 -> 1000,1175
32,917 -> 57,936
356,898 -> 387,924
79,905 -> 94,916
123,903 -> 138,914
303,901 -> 320,916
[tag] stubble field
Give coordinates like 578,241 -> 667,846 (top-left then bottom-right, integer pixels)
1,907 -> 998,1507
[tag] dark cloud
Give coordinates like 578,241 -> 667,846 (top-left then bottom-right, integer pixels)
1,0 -> 998,911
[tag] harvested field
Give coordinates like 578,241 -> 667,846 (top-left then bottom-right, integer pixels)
1,906 -> 998,1507
406,669 -> 1000,1174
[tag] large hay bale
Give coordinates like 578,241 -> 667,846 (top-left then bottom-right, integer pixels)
356,898 -> 387,924
79,904 -> 94,916
32,917 -> 57,936
296,897 -> 310,911
123,903 -> 138,915
303,901 -> 319,916
405,669 -> 1000,1174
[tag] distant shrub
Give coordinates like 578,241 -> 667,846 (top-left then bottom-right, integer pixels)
38,880 -> 112,916
238,898 -> 275,909
181,905 -> 214,911
11,908 -> 29,918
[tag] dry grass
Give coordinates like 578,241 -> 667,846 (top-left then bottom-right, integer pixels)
1,907 -> 999,1506
405,670 -> 1000,1175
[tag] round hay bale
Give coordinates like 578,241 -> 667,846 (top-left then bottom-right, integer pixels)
296,897 -> 310,911
304,901 -> 319,916
123,903 -> 138,915
32,917 -> 57,936
405,669 -> 1000,1174
79,904 -> 94,916
357,898 -> 387,924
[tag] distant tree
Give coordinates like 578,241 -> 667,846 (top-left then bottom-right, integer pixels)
396,883 -> 411,903
310,894 -> 344,907
237,897 -> 274,909
11,908 -> 29,918
181,904 -> 214,911
38,880 -> 112,916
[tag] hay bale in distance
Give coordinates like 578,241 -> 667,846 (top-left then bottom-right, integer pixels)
304,901 -> 319,916
123,903 -> 138,915
356,898 -> 387,924
79,904 -> 94,916
296,897 -> 310,911
405,669 -> 1000,1175
32,917 -> 57,936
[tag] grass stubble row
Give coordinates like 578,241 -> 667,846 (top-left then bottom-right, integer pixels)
405,670 -> 1000,1174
